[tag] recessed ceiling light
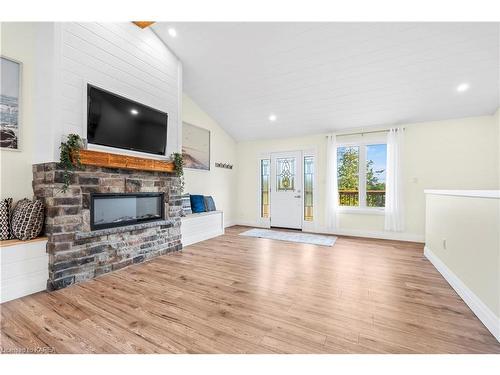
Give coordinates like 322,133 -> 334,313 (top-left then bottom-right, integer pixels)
168,28 -> 177,37
456,83 -> 470,93
269,114 -> 277,122
130,109 -> 139,115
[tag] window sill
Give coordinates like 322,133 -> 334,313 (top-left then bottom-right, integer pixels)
338,207 -> 385,215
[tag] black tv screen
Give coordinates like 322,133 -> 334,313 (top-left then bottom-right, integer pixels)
87,85 -> 168,156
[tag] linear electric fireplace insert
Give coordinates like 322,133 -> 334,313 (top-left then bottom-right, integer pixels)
90,193 -> 164,231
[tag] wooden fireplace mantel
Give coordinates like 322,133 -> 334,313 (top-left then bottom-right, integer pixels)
75,149 -> 175,173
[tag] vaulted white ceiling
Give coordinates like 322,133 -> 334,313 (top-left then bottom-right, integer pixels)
153,23 -> 500,141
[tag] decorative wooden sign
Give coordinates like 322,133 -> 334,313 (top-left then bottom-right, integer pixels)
215,162 -> 233,170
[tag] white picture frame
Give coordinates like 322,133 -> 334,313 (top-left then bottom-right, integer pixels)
182,122 -> 211,171
0,55 -> 22,151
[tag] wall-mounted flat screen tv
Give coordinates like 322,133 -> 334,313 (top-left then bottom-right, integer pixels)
87,84 -> 168,156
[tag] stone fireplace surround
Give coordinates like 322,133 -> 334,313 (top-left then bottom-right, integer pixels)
32,162 -> 182,291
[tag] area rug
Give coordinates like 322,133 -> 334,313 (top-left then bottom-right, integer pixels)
239,228 -> 337,247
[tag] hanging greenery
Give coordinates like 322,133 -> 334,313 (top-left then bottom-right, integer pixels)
59,134 -> 83,192
171,152 -> 184,193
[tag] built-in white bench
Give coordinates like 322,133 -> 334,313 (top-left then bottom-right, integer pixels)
181,210 -> 224,246
0,237 -> 48,303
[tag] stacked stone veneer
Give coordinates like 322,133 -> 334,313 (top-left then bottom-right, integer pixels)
32,162 -> 182,290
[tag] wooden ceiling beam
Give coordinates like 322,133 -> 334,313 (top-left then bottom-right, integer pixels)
132,21 -> 155,29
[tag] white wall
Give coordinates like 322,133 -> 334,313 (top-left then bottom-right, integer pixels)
425,192 -> 499,340
32,23 -> 60,166
497,108 -> 500,188
404,114 -> 498,238
0,22 -> 35,201
183,94 -> 237,226
236,133 -> 327,228
1,22 -> 182,201
57,23 -> 181,160
236,112 -> 500,241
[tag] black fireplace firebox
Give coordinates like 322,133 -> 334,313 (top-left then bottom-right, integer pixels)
90,193 -> 164,231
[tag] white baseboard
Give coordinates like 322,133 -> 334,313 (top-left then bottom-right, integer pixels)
233,220 -> 268,228
424,246 -> 500,343
233,221 -> 424,242
224,220 -> 235,228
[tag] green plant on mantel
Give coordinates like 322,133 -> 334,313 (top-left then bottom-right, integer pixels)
171,152 -> 184,193
59,134 -> 83,192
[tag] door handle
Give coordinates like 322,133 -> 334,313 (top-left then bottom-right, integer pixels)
294,195 -> 301,198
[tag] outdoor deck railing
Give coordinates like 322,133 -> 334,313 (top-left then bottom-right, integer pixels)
339,190 -> 385,207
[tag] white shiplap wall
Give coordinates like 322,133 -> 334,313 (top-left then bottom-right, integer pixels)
54,22 -> 181,160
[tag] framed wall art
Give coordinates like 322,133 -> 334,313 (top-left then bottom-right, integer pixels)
182,122 -> 210,170
0,56 -> 22,151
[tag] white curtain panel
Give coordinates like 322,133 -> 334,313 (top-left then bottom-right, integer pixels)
385,128 -> 405,231
325,134 -> 339,231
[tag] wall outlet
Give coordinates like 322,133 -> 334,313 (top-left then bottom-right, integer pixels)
442,239 -> 447,250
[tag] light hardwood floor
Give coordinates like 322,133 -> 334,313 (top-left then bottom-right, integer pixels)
1,226 -> 499,354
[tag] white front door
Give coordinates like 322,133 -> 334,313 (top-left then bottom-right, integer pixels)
270,151 -> 303,229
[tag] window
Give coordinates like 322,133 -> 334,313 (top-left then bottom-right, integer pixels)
276,157 -> 295,191
304,156 -> 314,221
337,143 -> 386,209
260,159 -> 270,218
337,146 -> 360,206
366,144 -> 387,207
